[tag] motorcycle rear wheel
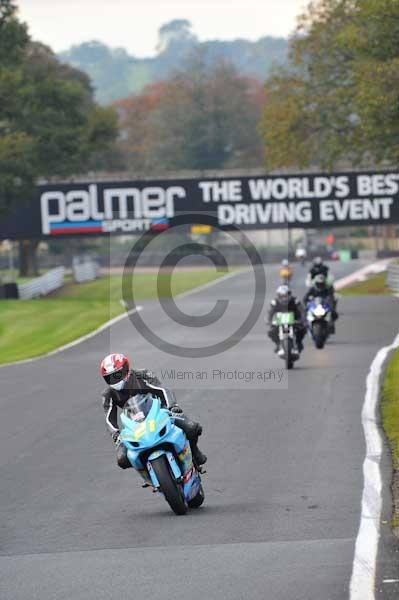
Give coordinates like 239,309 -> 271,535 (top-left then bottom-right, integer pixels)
151,455 -> 188,515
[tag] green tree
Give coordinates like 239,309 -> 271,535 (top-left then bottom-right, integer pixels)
260,0 -> 399,169
0,0 -> 33,215
0,1 -> 119,275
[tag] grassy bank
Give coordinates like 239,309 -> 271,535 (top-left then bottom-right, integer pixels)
381,348 -> 399,529
0,269 -> 227,364
339,272 -> 391,296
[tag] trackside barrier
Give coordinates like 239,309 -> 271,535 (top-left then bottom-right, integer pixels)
386,263 -> 399,292
18,267 -> 65,299
73,260 -> 99,283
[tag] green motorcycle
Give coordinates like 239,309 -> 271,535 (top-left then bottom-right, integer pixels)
273,312 -> 300,370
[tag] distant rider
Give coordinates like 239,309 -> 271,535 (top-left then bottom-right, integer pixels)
295,247 -> 307,265
100,353 -> 207,470
309,256 -> 329,280
280,258 -> 293,283
267,285 -> 306,352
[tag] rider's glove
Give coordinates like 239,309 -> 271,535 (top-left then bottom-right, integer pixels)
170,404 -> 183,416
112,431 -> 121,447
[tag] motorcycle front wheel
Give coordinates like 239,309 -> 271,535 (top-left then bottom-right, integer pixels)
151,455 -> 188,515
188,483 -> 205,508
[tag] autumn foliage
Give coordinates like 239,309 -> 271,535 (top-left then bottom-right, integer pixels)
114,60 -> 266,173
260,0 -> 399,170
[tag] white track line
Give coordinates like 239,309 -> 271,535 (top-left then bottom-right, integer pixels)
349,332 -> 399,600
334,259 -> 391,291
176,269 -> 249,300
0,269 -> 244,369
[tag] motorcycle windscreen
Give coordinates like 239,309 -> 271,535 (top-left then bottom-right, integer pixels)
123,394 -> 155,424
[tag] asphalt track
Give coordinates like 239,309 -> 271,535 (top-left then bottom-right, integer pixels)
1,260 -> 399,600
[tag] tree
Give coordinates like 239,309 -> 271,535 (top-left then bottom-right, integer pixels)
0,2 -> 119,275
115,82 -> 167,172
157,20 -> 197,54
116,56 -> 265,172
0,0 -> 33,216
339,0 -> 399,164
259,73 -> 314,170
153,57 -> 265,170
259,0 -> 399,170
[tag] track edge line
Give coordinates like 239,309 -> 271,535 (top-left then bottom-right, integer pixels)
349,331 -> 399,600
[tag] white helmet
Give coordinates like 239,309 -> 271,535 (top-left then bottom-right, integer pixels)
276,284 -> 291,302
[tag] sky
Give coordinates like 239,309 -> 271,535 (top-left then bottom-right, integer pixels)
17,0 -> 308,57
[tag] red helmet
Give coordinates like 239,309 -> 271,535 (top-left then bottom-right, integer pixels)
100,353 -> 130,390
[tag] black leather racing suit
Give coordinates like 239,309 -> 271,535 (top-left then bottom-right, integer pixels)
267,297 -> 306,350
102,369 -> 205,469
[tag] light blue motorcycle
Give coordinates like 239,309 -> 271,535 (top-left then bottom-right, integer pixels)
120,393 -> 205,515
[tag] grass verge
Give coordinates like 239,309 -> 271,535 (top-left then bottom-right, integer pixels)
381,347 -> 399,532
0,269 -> 227,364
339,272 -> 391,296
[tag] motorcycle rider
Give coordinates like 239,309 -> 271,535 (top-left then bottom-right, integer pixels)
100,353 -> 207,470
303,274 -> 338,321
267,285 -> 306,352
307,256 -> 336,295
309,256 -> 329,279
280,258 -> 293,283
295,247 -> 307,265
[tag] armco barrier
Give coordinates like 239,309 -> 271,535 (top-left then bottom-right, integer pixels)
73,261 -> 99,283
386,263 -> 399,292
18,267 -> 65,299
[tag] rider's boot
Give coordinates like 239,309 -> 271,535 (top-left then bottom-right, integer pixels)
190,441 -> 207,466
174,417 -> 207,466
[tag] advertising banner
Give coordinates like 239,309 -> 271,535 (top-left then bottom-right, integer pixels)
1,171 -> 399,239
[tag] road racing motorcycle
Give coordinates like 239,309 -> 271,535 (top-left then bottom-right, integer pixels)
273,311 -> 300,369
120,393 -> 205,515
306,297 -> 334,349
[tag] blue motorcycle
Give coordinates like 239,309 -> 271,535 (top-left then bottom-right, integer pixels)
306,297 -> 333,349
120,393 -> 205,515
